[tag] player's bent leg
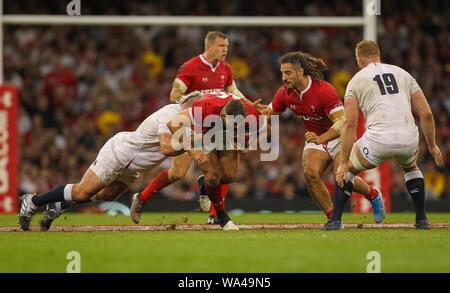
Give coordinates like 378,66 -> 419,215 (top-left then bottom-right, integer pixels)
207,150 -> 239,223
168,153 -> 193,182
347,143 -> 386,224
218,150 -> 240,184
197,151 -> 236,229
302,148 -> 333,218
71,169 -> 107,202
95,180 -> 130,201
197,175 -> 211,213
40,180 -> 130,231
20,168 -> 105,231
138,153 -> 193,202
335,149 -> 385,223
401,163 -> 429,230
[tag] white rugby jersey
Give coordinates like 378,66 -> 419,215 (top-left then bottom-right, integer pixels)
111,104 -> 182,171
344,62 -> 421,145
133,103 -> 182,144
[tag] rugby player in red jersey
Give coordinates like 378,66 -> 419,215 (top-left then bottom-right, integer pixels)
262,51 -> 385,224
165,91 -> 268,230
130,31 -> 264,225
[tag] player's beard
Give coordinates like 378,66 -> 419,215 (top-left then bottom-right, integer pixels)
283,80 -> 296,90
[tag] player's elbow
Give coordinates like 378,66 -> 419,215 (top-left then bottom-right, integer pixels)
161,145 -> 173,156
420,111 -> 434,123
343,119 -> 356,129
160,142 -> 173,156
161,144 -> 181,157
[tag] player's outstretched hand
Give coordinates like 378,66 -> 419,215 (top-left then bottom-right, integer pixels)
260,106 -> 271,116
336,161 -> 349,187
429,145 -> 444,167
305,132 -> 322,144
251,98 -> 268,112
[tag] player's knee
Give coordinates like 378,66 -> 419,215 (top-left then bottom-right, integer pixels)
71,186 -> 93,202
72,189 -> 92,202
220,173 -> 237,184
168,168 -> 186,182
304,169 -> 321,183
205,173 -> 221,187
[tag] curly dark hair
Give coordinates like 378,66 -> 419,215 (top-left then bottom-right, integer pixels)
279,51 -> 328,80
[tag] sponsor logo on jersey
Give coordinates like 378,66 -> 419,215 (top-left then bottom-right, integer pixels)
298,115 -> 323,121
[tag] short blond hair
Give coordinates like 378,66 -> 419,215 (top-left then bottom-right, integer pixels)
205,31 -> 227,47
355,40 -> 380,58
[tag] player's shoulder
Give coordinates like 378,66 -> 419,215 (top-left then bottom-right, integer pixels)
179,55 -> 202,70
314,79 -> 339,95
159,103 -> 182,115
315,79 -> 335,90
348,66 -> 370,86
220,60 -> 232,69
275,86 -> 291,98
382,63 -> 411,77
149,104 -> 182,121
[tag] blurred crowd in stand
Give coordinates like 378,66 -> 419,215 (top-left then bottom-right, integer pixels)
5,0 -> 449,203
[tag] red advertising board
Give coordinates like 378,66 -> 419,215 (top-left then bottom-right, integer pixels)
0,85 -> 18,214
351,110 -> 391,213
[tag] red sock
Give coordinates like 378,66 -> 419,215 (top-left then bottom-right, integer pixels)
138,170 -> 171,201
210,183 -> 229,216
326,209 -> 333,220
365,186 -> 378,201
207,183 -> 228,214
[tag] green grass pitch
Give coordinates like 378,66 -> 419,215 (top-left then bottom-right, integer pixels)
0,212 -> 448,273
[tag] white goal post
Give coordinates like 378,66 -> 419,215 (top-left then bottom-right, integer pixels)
0,0 -> 377,83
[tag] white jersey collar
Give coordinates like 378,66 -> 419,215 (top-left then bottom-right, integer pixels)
301,76 -> 312,95
294,76 -> 312,99
200,54 -> 220,72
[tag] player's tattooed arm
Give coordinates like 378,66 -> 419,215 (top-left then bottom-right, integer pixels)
305,109 -> 344,145
170,79 -> 188,104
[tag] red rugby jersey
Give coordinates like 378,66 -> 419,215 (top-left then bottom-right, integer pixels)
175,55 -> 234,94
189,92 -> 262,134
270,76 -> 343,135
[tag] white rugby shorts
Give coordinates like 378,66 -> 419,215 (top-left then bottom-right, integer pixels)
355,132 -> 419,169
304,136 -> 341,159
89,133 -> 166,186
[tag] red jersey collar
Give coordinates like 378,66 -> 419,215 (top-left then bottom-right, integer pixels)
199,54 -> 220,72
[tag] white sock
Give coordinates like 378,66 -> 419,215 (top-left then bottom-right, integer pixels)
64,184 -> 73,201
404,170 -> 423,182
346,172 -> 355,184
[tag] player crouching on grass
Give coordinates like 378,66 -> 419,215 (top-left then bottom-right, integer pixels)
18,92 -> 207,231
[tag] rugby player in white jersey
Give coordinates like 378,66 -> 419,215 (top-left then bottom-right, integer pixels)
18,92 -> 206,231
323,40 -> 444,230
